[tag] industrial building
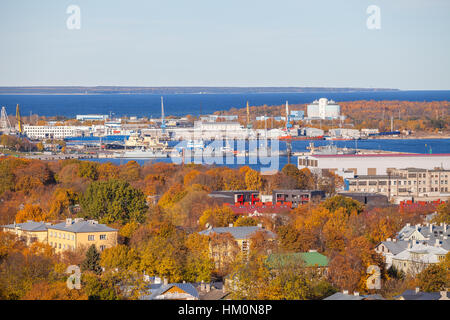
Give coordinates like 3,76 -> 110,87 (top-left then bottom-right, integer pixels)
338,192 -> 389,207
23,125 -> 82,139
346,167 -> 450,201
297,153 -> 450,177
307,98 -> 342,120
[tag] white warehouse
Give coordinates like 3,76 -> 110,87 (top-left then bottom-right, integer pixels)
24,125 -> 90,140
297,153 -> 450,177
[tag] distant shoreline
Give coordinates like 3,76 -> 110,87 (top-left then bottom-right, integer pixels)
0,86 -> 400,95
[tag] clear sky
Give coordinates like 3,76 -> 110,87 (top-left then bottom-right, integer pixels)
0,0 -> 449,89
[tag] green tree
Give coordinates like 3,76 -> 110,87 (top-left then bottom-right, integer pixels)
81,245 -> 102,275
80,179 -> 148,224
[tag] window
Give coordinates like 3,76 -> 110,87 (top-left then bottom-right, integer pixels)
100,245 -> 106,252
88,235 -> 95,241
100,234 -> 107,240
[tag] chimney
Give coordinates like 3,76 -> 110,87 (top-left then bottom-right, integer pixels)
408,241 -> 412,249
65,218 -> 72,226
393,238 -> 397,242
228,223 -> 233,228
206,283 -> 211,292
406,223 -> 411,227
200,280 -> 205,292
435,239 -> 441,247
354,292 -> 359,296
430,224 -> 433,233
308,249 -> 317,252
257,223 -> 263,228
415,287 -> 420,294
342,290 -> 349,295
415,224 -> 419,231
163,277 -> 168,286
440,291 -> 448,300
444,223 -> 447,233
387,238 -> 391,242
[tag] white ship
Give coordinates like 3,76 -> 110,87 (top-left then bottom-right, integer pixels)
115,147 -> 169,158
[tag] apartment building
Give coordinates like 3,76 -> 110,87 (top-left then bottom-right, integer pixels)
347,167 -> 450,199
1,218 -> 118,253
1,221 -> 50,245
48,218 -> 117,253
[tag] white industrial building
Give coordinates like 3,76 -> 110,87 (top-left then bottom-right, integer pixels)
329,128 -> 360,139
23,125 -> 84,139
307,98 -> 342,119
297,153 -> 450,177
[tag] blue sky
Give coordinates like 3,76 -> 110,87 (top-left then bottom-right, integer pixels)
0,0 -> 449,89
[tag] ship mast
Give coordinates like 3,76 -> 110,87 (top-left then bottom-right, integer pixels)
161,96 -> 166,135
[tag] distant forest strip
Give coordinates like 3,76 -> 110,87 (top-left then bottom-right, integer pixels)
0,86 -> 398,95
216,100 -> 450,132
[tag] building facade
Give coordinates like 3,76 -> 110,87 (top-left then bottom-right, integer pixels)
307,98 -> 341,119
346,168 -> 450,199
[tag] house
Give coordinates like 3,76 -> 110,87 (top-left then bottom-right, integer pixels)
395,288 -> 449,300
140,281 -> 199,300
397,223 -> 449,242
193,281 -> 230,300
199,225 -> 276,265
47,218 -> 118,253
375,239 -> 409,268
1,221 -> 50,245
391,242 -> 448,275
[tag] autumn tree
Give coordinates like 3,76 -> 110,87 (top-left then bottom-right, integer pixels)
15,204 -> 50,223
199,205 -> 236,228
417,263 -> 448,292
245,168 -> 262,190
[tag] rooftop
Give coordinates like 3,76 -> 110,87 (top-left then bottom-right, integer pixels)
266,251 -> 329,268
1,220 -> 49,232
48,219 -> 117,233
199,226 -> 276,240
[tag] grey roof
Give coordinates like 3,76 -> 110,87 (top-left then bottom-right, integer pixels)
49,220 -> 117,233
140,283 -> 199,300
324,293 -> 385,300
199,226 -> 276,240
397,224 -> 450,242
1,221 -> 49,232
323,293 -> 364,300
379,241 -> 409,255
396,290 -> 444,300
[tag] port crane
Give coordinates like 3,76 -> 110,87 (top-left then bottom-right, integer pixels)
0,106 -> 12,133
16,104 -> 23,134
